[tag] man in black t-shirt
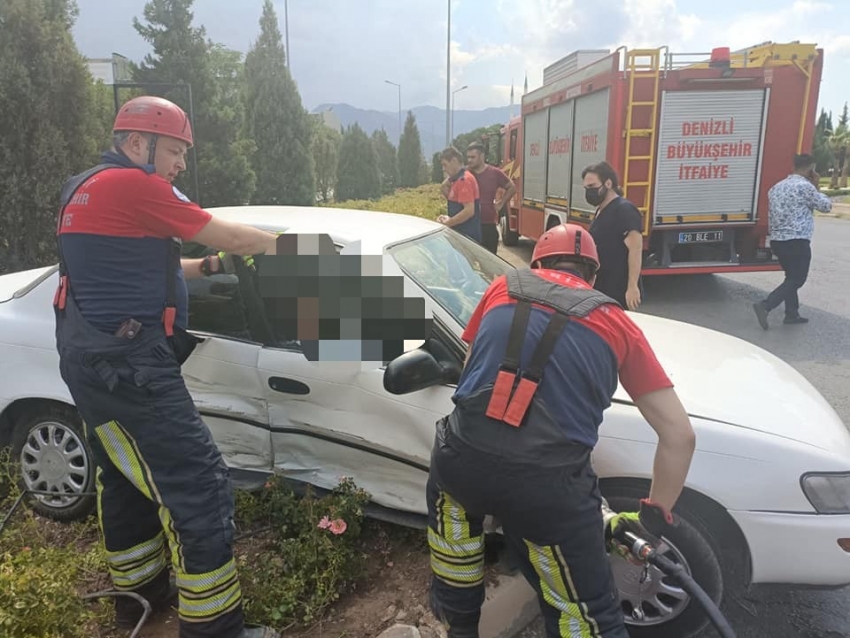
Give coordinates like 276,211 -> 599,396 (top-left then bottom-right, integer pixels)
583,162 -> 644,309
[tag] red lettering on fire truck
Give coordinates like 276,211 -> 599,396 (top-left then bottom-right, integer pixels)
678,164 -> 730,180
580,133 -> 598,153
681,118 -> 735,136
549,137 -> 571,155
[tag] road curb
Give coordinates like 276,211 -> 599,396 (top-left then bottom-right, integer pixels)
480,572 -> 539,638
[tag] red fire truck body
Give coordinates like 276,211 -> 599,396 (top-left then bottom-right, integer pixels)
497,42 -> 824,275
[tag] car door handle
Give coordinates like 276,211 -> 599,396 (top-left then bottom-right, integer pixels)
268,376 -> 310,395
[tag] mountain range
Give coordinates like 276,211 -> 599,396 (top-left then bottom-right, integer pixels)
312,103 -> 516,158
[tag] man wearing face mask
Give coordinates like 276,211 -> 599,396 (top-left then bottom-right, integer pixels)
583,161 -> 644,310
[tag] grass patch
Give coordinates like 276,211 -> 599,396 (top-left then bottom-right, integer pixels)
330,184 -> 445,220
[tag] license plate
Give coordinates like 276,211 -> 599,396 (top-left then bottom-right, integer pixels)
678,230 -> 723,244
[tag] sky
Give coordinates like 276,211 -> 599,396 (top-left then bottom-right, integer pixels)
72,0 -> 850,118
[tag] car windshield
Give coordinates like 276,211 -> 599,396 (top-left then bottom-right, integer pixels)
389,228 -> 514,327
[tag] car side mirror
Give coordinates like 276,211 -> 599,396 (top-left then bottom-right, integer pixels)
384,346 -> 455,395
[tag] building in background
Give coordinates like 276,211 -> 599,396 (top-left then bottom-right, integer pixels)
85,53 -> 131,85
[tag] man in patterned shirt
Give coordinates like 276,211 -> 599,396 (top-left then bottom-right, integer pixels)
752,154 -> 832,329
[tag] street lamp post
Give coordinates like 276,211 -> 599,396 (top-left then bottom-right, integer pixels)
451,85 -> 468,142
445,0 -> 451,147
284,0 -> 290,68
385,80 -> 402,146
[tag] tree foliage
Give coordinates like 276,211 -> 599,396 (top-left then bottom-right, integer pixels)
335,124 -> 380,202
398,111 -> 424,188
312,119 -> 342,203
813,108 -> 834,176
431,152 -> 444,183
371,129 -> 399,195
451,123 -> 504,165
0,0 -> 105,274
243,0 -> 315,206
133,0 -> 255,207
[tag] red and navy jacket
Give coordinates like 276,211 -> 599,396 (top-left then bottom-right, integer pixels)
455,269 -> 673,448
57,151 -> 212,334
447,168 -> 482,243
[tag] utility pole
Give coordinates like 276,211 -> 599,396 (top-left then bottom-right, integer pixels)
445,0 -> 451,147
451,85 -> 468,141
385,80 -> 402,146
284,0 -> 290,68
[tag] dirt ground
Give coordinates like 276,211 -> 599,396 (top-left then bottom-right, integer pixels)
100,531 -> 508,638
110,534 -> 434,638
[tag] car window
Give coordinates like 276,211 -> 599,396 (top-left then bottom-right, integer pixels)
181,242 -> 269,344
389,228 -> 513,327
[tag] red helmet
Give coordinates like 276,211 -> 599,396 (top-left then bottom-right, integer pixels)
531,223 -> 600,272
113,96 -> 194,147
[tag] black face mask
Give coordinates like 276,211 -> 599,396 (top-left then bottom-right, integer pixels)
585,185 -> 608,207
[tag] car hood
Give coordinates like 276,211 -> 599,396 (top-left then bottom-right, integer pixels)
626,313 -> 850,455
0,266 -> 54,304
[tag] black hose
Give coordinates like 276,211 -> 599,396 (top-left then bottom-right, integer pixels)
646,549 -> 737,638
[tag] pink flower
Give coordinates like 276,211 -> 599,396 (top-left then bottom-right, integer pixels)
318,516 -> 331,530
264,481 -> 272,489
328,518 -> 347,535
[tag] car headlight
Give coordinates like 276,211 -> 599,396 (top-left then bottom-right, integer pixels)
800,472 -> 850,514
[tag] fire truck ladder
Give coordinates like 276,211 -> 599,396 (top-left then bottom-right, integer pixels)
622,48 -> 662,237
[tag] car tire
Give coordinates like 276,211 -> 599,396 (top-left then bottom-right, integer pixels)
10,404 -> 96,522
603,485 -> 724,638
500,213 -> 519,247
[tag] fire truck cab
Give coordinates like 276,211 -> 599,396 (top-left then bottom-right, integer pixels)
497,42 -> 824,275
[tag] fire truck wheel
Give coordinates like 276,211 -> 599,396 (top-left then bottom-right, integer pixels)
500,214 -> 519,246
604,486 -> 724,638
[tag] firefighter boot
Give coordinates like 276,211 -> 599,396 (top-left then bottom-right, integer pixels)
240,624 -> 282,637
114,568 -> 178,629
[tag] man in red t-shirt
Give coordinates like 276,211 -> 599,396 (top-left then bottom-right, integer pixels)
425,224 -> 695,638
437,146 -> 482,244
54,96 -> 279,638
465,141 -> 515,254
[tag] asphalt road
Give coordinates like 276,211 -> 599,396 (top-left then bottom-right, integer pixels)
497,216 -> 850,638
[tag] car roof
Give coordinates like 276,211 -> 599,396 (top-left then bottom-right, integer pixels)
207,205 -> 443,252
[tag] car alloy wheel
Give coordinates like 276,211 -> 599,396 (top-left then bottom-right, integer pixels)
11,405 -> 96,522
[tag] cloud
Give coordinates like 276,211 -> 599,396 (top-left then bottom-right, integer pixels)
70,0 -> 849,117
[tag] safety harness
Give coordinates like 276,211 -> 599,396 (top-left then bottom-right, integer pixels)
484,269 -> 620,428
53,162 -> 180,338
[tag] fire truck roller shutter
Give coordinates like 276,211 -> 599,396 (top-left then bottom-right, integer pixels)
522,109 -> 549,204
653,89 -> 768,222
545,100 -> 575,208
569,88 -> 610,216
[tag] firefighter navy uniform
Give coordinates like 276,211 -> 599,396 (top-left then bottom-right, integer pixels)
426,266 -> 674,638
54,149 -> 245,638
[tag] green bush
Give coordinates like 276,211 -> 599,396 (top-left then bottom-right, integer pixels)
331,183 -> 445,220
0,446 -> 377,634
235,475 -> 372,628
0,546 -> 108,638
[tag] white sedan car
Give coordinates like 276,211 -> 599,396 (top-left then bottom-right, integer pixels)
1,206 -> 849,638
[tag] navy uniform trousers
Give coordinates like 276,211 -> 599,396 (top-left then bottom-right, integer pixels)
426,415 -> 629,638
56,294 -> 244,638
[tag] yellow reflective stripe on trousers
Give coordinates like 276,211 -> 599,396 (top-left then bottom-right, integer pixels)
429,492 -> 484,588
95,420 -> 186,573
177,558 -> 242,621
105,533 -> 165,567
524,540 -> 601,638
104,532 -> 168,589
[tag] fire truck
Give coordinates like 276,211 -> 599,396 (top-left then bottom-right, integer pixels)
495,42 -> 824,275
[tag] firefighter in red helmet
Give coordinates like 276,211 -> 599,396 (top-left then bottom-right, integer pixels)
426,223 -> 696,638
54,95 -> 280,638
